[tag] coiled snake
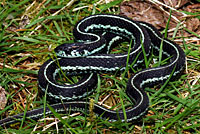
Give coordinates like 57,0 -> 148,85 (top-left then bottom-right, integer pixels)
0,14 -> 185,126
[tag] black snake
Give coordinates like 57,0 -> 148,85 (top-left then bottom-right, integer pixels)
0,14 -> 185,127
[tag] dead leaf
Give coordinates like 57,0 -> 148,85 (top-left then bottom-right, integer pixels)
185,3 -> 200,12
186,18 -> 200,32
162,0 -> 190,9
185,18 -> 200,37
0,86 -> 7,110
120,1 -> 166,29
120,0 -> 182,29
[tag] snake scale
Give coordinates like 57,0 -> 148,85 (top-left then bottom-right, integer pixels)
0,14 -> 185,127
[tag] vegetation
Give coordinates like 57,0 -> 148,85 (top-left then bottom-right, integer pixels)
0,0 -> 199,133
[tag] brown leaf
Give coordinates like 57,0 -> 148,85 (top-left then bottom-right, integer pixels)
120,1 -> 187,30
0,86 -> 7,110
185,3 -> 200,12
184,18 -> 200,37
162,0 -> 190,9
186,18 -> 200,32
120,1 -> 166,29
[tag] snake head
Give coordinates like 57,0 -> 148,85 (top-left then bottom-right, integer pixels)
55,42 -> 90,58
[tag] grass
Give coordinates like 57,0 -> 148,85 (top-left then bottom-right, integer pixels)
0,0 -> 200,133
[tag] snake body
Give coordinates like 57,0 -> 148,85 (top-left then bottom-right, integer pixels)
0,14 -> 185,126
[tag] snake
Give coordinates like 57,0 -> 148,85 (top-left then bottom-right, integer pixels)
0,14 -> 185,127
